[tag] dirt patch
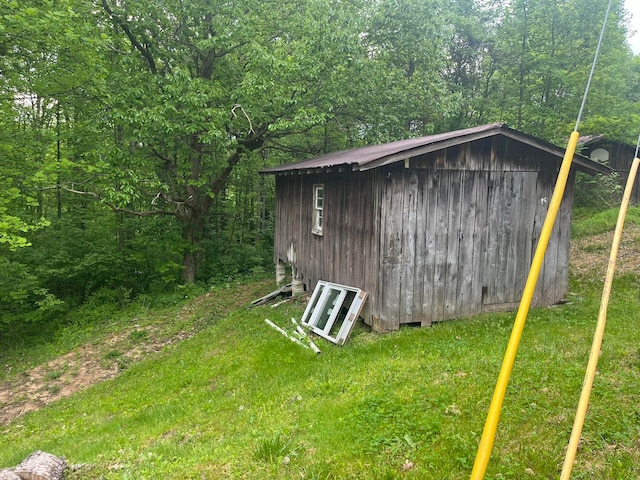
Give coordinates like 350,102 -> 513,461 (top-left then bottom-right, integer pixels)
0,279 -> 276,427
0,325 -> 195,427
570,223 -> 640,279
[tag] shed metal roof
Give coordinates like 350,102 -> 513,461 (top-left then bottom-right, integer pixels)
578,134 -> 606,146
260,123 -> 611,175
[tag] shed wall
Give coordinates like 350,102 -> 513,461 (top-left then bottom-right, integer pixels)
273,136 -> 575,331
274,170 -> 382,319
371,139 -> 573,330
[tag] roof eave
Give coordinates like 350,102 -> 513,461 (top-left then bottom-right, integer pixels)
355,127 -> 504,171
259,124 -> 611,176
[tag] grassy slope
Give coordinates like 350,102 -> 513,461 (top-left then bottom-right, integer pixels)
1,210 -> 640,479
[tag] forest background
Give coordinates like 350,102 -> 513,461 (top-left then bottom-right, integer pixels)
1,0 -> 639,328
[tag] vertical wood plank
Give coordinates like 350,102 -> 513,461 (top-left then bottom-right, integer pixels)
367,172 -> 380,300
421,170 -> 439,326
473,169 -> 490,313
456,170 -> 478,317
483,170 -> 505,306
401,170 -> 419,323
330,174 -> 344,283
443,170 -> 463,320
497,173 -> 516,305
413,170 -> 428,325
379,167 -> 404,331
368,171 -> 382,323
432,169 -> 450,321
546,171 -> 574,303
512,172 -> 538,302
500,171 -> 524,303
533,169 -> 552,305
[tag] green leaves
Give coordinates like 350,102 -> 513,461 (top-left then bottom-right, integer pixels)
0,0 -> 637,310
0,185 -> 49,251
470,0 -> 635,138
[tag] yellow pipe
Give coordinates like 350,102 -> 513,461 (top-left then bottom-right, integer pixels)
560,155 -> 640,480
470,131 -> 581,480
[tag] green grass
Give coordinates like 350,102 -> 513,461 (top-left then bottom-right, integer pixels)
0,279 -> 266,383
1,276 -> 639,479
572,206 -> 640,239
1,211 -> 639,478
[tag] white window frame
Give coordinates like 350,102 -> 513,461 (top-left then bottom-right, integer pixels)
301,281 -> 368,345
312,184 -> 324,236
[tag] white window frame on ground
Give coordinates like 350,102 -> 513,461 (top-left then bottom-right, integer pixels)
312,184 -> 323,236
301,281 -> 368,345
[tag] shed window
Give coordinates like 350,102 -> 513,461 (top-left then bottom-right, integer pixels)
313,184 -> 324,235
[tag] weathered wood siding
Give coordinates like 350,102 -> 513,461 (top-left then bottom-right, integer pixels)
274,170 -> 381,319
374,138 -> 573,329
274,136 -> 575,331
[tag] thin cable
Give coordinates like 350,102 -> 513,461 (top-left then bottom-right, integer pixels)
635,134 -> 640,158
575,0 -> 613,132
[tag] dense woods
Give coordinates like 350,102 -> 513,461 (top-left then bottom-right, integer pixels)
1,0 -> 638,324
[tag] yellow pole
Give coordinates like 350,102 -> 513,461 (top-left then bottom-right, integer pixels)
560,155 -> 640,480
470,131 -> 580,480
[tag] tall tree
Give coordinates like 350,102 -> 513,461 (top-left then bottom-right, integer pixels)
86,0 -> 374,282
481,0 -> 633,140
0,0 -> 122,313
358,0 -> 457,138
442,0 -> 502,129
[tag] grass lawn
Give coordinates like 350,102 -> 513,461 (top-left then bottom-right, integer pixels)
1,208 -> 639,479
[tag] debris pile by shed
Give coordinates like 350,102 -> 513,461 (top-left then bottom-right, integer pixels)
260,280 -> 368,350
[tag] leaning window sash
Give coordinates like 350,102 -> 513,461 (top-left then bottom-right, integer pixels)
301,281 -> 368,345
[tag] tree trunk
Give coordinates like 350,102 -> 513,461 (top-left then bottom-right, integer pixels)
14,451 -> 66,480
180,207 -> 207,284
182,249 -> 198,284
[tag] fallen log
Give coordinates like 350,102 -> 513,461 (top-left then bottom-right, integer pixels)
14,451 -> 66,480
0,470 -> 20,480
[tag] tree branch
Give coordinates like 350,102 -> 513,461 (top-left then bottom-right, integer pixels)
58,185 -> 179,218
209,125 -> 270,195
101,0 -> 158,74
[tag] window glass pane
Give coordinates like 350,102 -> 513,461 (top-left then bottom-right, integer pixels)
305,284 -> 325,321
315,287 -> 341,330
313,185 -> 323,234
315,187 -> 323,209
328,290 -> 356,338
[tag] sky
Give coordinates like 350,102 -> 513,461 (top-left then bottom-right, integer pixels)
624,0 -> 640,54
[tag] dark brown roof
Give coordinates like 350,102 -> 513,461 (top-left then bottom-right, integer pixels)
261,123 -> 611,175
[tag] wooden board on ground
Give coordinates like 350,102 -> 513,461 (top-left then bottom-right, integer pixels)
250,284 -> 292,307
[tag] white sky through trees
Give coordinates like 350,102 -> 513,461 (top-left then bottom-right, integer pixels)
624,0 -> 640,54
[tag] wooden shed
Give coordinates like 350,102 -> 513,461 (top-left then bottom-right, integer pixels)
579,135 -> 640,203
261,123 -> 610,332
